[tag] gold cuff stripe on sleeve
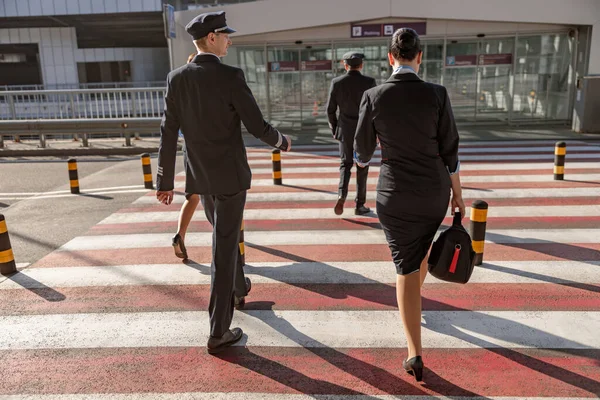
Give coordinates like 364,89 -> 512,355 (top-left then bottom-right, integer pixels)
472,240 -> 485,254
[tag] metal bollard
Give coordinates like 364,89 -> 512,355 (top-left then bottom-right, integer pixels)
141,153 -> 154,189
82,133 -> 89,148
68,158 -> 80,194
0,214 -> 17,275
469,200 -> 488,266
272,149 -> 282,185
39,134 -> 47,148
554,141 -> 566,180
239,219 -> 245,265
0,135 -> 4,148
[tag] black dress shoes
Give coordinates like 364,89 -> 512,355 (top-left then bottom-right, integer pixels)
403,355 -> 424,382
207,327 -> 243,354
234,277 -> 252,310
334,196 -> 346,215
172,233 -> 188,259
355,205 -> 371,215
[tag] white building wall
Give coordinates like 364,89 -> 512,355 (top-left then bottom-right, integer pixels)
0,26 -> 78,86
0,25 -> 170,86
74,47 -> 170,83
0,0 -> 162,17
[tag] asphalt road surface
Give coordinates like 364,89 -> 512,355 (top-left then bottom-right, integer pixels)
0,154 -> 184,264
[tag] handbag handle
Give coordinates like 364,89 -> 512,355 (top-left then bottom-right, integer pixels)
452,210 -> 462,226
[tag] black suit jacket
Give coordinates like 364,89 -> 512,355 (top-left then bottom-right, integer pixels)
157,53 -> 283,195
354,72 -> 459,192
326,70 -> 376,141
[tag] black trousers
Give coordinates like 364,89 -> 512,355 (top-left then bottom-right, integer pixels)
201,191 -> 248,338
339,138 -> 369,206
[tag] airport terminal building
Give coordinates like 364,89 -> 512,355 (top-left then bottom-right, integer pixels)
170,0 -> 600,131
1,0 -> 598,132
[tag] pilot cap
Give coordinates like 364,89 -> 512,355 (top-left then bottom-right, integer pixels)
342,52 -> 365,67
185,11 -> 236,40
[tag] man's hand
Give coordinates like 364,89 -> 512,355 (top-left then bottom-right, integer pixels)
282,134 -> 292,152
156,190 -> 174,205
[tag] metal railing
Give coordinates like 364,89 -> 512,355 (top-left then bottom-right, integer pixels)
0,88 -> 166,120
0,81 -> 165,91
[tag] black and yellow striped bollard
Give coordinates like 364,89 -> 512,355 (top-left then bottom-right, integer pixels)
272,149 -> 282,185
239,220 -> 245,265
469,200 -> 488,266
0,214 -> 17,275
68,158 -> 80,194
554,141 -> 566,180
141,153 -> 154,189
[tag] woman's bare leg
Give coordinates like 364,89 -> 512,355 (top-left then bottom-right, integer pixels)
396,267 -> 423,360
177,194 -> 200,240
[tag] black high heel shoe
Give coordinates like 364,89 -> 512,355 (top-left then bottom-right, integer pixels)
403,356 -> 424,382
172,234 -> 188,259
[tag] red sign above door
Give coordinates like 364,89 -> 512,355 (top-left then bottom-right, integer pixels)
301,60 -> 332,71
446,53 -> 513,67
479,53 -> 513,65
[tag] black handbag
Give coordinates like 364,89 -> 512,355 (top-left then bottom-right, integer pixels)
427,212 -> 476,284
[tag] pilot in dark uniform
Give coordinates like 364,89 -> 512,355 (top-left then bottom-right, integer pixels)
326,52 -> 377,216
155,11 -> 291,354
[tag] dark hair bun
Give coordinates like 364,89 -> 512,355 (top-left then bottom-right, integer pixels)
389,28 -> 421,61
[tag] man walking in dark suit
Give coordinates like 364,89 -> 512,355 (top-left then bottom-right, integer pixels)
327,52 -> 377,216
155,11 -> 291,354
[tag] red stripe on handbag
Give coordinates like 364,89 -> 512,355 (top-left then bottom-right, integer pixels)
449,244 -> 461,273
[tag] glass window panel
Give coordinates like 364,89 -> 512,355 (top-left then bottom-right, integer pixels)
446,42 -> 478,56
514,33 -> 573,120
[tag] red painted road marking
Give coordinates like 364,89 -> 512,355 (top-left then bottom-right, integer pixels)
31,243 -> 600,267
1,283 -> 599,316
0,347 -> 597,396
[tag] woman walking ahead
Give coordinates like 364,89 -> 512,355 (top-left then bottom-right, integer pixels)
354,28 -> 465,382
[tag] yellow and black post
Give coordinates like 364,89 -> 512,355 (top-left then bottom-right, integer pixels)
141,153 -> 154,189
272,149 -> 282,185
554,141 -> 566,180
239,219 -> 245,265
0,214 -> 17,275
469,200 -> 488,266
68,158 -> 80,194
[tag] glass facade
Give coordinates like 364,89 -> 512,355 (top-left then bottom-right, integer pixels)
229,31 -> 575,133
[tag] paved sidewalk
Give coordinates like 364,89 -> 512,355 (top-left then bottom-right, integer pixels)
1,125 -> 599,157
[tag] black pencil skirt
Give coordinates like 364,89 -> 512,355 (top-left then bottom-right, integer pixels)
376,187 -> 450,275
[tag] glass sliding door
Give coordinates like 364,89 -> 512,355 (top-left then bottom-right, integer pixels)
267,47 -> 302,130
476,38 -> 514,122
513,33 -> 574,121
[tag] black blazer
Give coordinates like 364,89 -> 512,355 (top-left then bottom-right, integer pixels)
157,54 -> 282,195
326,70 -> 376,141
354,72 -> 459,192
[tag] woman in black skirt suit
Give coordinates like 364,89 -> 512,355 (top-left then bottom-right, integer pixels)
354,28 -> 465,382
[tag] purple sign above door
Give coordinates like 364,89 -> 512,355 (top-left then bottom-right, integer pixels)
351,22 -> 426,38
